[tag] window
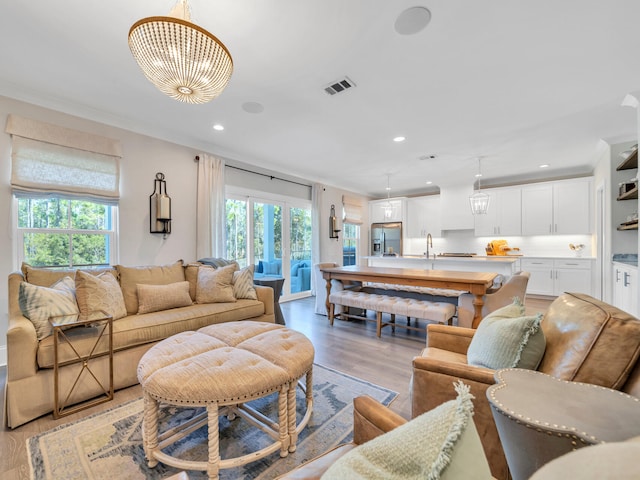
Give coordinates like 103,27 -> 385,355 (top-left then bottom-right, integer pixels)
6,115 -> 122,268
16,196 -> 117,267
342,223 -> 359,266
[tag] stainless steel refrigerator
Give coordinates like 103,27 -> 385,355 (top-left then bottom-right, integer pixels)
371,222 -> 402,256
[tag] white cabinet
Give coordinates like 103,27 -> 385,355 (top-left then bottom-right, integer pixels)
521,179 -> 592,235
369,198 -> 406,224
474,187 -> 521,236
521,258 -> 593,296
613,263 -> 638,317
407,196 -> 441,237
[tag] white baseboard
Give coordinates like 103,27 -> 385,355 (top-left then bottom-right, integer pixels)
0,345 -> 6,367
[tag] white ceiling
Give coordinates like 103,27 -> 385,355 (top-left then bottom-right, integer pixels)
1,1 -> 639,198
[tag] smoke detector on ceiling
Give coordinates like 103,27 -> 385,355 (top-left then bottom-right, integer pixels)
324,76 -> 356,95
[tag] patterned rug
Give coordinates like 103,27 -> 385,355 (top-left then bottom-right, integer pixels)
27,364 -> 397,479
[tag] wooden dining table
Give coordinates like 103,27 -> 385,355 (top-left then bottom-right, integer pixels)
321,265 -> 499,328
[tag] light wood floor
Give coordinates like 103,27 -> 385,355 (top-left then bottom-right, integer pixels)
0,295 -> 552,480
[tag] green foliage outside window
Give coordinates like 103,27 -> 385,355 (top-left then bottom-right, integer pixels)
18,197 -> 112,267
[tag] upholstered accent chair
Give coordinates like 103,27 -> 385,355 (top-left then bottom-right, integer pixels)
411,292 -> 640,479
487,369 -> 640,480
456,271 -> 530,328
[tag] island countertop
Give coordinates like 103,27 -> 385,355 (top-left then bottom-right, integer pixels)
364,255 -> 518,276
364,255 -> 519,263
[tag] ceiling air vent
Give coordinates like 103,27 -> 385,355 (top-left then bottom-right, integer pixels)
324,76 -> 356,95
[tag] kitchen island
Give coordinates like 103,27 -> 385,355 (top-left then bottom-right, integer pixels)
365,255 -> 518,277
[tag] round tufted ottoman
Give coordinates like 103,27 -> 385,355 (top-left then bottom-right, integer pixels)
137,321 -> 315,480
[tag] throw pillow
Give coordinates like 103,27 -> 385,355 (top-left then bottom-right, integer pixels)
233,264 -> 258,300
196,263 -> 238,304
137,281 -> 193,314
19,276 -> 80,340
467,298 -> 546,370
75,270 -> 127,320
115,260 -> 185,314
263,260 -> 282,276
321,381 -> 492,480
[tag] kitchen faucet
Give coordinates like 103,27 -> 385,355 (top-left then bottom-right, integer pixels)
426,233 -> 433,259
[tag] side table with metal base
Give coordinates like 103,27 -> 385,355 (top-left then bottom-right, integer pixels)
49,310 -> 114,418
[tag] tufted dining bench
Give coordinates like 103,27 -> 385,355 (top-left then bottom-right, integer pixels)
329,289 -> 456,337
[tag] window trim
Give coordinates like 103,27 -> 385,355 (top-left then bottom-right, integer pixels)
13,195 -> 119,270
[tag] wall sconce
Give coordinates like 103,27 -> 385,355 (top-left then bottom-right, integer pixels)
150,172 -> 171,238
329,204 -> 341,239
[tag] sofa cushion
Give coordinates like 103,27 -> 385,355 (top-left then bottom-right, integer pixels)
233,265 -> 258,300
137,281 -> 193,314
539,292 -> 640,389
116,260 -> 185,314
184,262 -> 202,301
36,300 -> 267,368
75,270 -> 127,321
19,276 -> 79,340
321,381 -> 492,480
196,263 -> 238,303
21,262 -> 115,287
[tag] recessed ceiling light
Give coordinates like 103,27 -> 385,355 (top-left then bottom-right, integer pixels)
539,164 -> 550,168
393,136 -> 406,142
426,181 -> 433,185
475,173 -> 483,178
213,124 -> 224,131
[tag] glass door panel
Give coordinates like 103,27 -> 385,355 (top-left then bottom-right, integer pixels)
289,206 -> 312,294
225,198 -> 248,268
253,201 -> 283,277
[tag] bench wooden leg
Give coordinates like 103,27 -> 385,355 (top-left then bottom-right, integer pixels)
390,314 -> 396,333
329,303 -> 335,326
376,312 -> 382,337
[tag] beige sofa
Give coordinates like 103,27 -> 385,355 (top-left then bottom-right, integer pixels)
5,260 -> 275,428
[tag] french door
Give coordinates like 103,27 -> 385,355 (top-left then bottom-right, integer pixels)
226,193 -> 312,300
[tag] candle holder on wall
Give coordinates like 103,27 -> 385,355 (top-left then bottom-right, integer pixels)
329,204 -> 341,240
150,172 -> 171,238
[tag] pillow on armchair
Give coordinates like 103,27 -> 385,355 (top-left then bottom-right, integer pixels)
467,298 -> 546,370
321,382 -> 492,480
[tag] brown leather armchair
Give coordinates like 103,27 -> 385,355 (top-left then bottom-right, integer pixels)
276,395 -> 406,479
411,292 -> 640,480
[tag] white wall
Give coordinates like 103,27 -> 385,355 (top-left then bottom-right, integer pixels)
316,185 -> 369,268
0,97 -> 196,364
0,96 -> 371,364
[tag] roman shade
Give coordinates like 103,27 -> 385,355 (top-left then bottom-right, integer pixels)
6,114 -> 121,203
342,194 -> 364,225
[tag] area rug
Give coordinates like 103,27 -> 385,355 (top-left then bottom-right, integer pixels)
28,364 -> 397,479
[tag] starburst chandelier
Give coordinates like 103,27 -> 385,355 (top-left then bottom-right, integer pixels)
128,0 -> 233,104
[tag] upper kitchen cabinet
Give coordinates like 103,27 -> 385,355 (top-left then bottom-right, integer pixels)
407,195 -> 441,238
369,197 -> 407,224
474,187 -> 521,237
521,178 -> 593,235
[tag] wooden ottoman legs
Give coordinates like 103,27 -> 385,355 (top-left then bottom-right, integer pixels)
143,392 -> 159,468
